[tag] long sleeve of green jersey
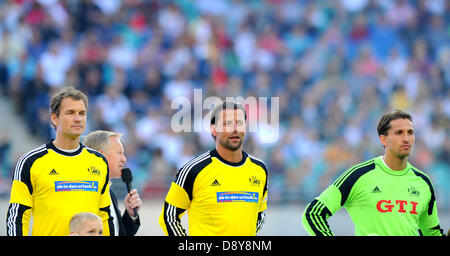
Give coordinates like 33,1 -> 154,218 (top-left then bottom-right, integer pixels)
302,157 -> 444,236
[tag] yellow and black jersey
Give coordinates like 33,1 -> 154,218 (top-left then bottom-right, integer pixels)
6,142 -> 114,236
159,149 -> 268,236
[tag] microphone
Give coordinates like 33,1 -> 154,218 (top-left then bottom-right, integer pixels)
121,168 -> 137,217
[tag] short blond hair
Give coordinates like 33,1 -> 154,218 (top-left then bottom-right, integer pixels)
69,212 -> 102,233
82,130 -> 122,152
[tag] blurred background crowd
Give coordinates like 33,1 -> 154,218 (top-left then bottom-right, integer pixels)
0,0 -> 448,211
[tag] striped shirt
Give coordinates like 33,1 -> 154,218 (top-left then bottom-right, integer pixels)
159,149 -> 268,236
302,156 -> 444,236
7,142 -> 114,236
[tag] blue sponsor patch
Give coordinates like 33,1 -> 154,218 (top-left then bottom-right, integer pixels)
217,191 -> 259,203
55,181 -> 98,192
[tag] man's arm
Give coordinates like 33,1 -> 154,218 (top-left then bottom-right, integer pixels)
99,205 -> 114,236
302,160 -> 375,236
302,176 -> 351,236
98,181 -> 114,236
121,209 -> 141,236
302,177 -> 347,236
256,211 -> 266,234
120,189 -> 141,236
159,153 -> 211,236
6,150 -> 40,236
6,201 -> 32,236
159,181 -> 190,236
302,198 -> 334,236
96,155 -> 114,236
413,169 -> 444,236
159,200 -> 187,236
256,169 -> 268,234
418,199 -> 444,236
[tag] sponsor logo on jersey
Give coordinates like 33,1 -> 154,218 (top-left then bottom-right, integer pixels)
249,176 -> 261,186
55,181 -> 98,192
87,166 -> 101,176
376,199 -> 418,215
211,179 -> 221,186
408,186 -> 420,197
217,191 -> 259,203
371,186 -> 381,193
49,169 -> 59,175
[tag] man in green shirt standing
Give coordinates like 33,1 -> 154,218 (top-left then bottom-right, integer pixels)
302,110 -> 444,236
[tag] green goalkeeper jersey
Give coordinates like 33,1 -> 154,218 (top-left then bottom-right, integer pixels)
302,156 -> 444,236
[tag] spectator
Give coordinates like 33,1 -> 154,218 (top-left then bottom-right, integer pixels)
0,0 -> 448,213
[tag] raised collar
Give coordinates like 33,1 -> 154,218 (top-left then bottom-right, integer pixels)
210,149 -> 248,167
376,156 -> 410,176
47,141 -> 84,156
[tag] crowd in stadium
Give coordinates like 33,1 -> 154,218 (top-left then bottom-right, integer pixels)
0,0 -> 448,209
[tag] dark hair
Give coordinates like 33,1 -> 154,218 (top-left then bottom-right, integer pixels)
377,110 -> 412,136
49,87 -> 88,129
210,99 -> 247,140
210,99 -> 247,125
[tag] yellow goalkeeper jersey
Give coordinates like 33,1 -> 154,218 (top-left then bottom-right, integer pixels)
159,149 -> 268,236
6,142 -> 114,236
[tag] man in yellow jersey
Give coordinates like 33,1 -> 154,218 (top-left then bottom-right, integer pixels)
6,87 -> 114,236
159,99 -> 268,236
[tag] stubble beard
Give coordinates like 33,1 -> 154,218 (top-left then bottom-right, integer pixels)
219,136 -> 244,151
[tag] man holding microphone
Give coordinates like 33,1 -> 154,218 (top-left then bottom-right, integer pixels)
83,130 -> 142,236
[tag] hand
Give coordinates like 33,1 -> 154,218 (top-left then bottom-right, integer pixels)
124,189 -> 142,218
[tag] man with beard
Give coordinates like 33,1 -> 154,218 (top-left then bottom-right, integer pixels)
302,110 -> 444,236
159,99 -> 268,236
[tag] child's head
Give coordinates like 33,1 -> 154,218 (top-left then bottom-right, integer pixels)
69,212 -> 103,236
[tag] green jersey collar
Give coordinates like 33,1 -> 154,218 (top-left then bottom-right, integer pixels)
376,156 -> 410,176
